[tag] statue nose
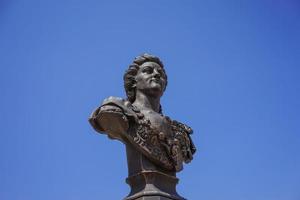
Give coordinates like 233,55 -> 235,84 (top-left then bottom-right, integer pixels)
154,73 -> 160,79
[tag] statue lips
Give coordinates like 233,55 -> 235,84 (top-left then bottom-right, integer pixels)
149,78 -> 163,93
150,77 -> 162,86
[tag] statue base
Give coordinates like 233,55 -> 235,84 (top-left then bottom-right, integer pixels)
124,171 -> 185,200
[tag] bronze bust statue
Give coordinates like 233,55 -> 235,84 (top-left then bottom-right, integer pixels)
89,54 -> 196,200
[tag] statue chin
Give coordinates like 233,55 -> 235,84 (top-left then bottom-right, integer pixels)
141,86 -> 164,98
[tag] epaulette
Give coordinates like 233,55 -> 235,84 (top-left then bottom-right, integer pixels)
170,119 -> 196,155
171,120 -> 193,135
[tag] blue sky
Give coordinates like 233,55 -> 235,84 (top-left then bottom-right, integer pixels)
1,0 -> 300,200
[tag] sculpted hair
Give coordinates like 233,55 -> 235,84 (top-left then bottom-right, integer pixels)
123,53 -> 168,104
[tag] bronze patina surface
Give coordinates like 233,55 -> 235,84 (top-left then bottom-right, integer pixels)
89,54 -> 196,200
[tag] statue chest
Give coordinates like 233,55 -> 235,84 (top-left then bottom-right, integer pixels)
125,109 -> 176,170
125,106 -> 193,172
140,110 -> 173,137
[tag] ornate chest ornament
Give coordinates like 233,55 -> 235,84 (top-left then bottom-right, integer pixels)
130,104 -> 195,172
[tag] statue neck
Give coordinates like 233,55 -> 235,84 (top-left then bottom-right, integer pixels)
133,91 -> 161,113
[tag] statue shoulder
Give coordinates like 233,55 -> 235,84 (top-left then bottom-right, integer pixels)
168,118 -> 197,158
100,96 -> 138,119
101,96 -> 129,108
89,96 -> 138,140
169,118 -> 193,135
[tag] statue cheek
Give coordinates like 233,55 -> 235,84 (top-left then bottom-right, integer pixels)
135,81 -> 148,91
136,74 -> 148,83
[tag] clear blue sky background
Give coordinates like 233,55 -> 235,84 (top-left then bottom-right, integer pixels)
1,0 -> 299,200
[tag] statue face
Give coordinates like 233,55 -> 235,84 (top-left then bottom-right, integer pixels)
135,62 -> 167,98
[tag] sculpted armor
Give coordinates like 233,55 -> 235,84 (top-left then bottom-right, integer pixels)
89,97 -> 196,172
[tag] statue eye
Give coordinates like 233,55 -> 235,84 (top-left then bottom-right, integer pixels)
143,67 -> 153,74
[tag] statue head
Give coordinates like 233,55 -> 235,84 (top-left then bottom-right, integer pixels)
124,53 -> 168,103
